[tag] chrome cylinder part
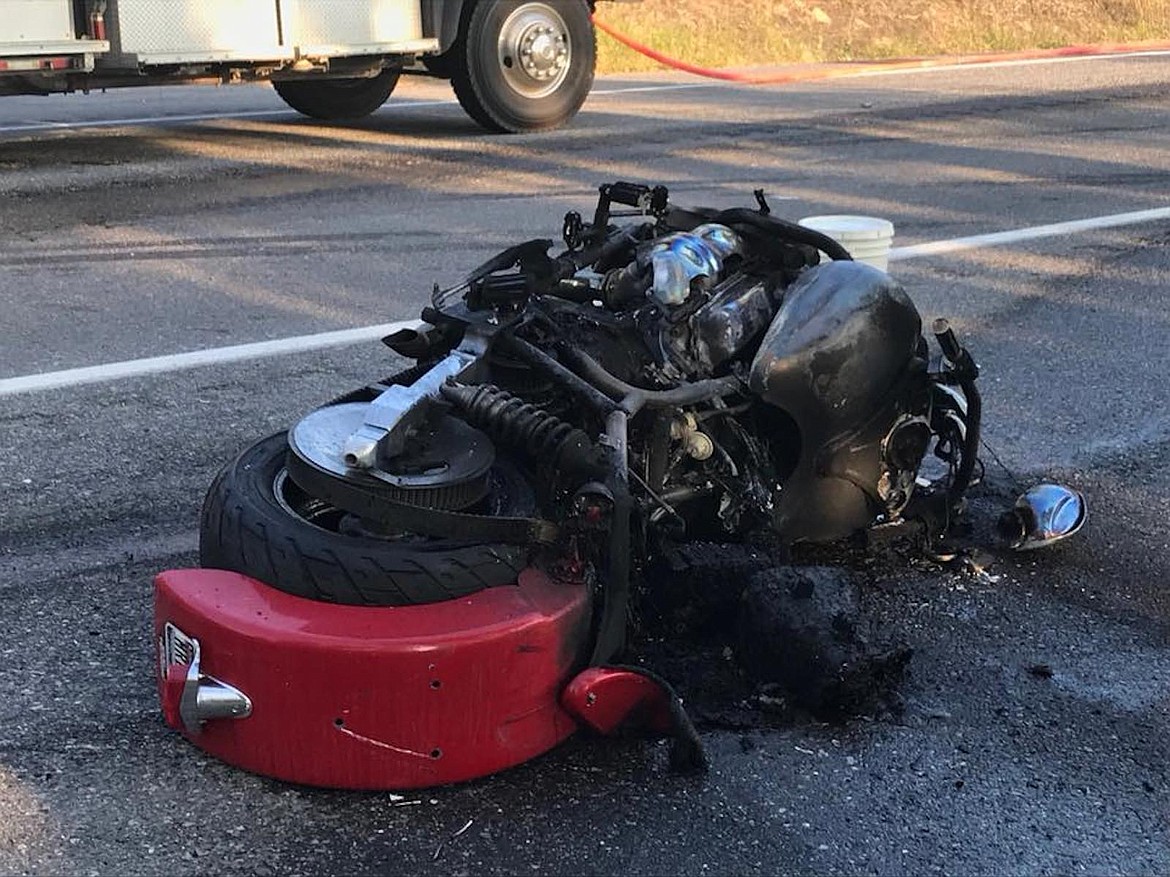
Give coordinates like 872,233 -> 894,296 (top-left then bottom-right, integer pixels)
190,677 -> 253,725
999,483 -> 1087,550
162,623 -> 253,735
340,349 -> 478,468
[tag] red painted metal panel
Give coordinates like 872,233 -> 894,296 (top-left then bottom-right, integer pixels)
561,667 -> 675,735
154,567 -> 592,790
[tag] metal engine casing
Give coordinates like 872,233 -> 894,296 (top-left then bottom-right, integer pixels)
658,272 -> 778,377
749,261 -> 926,541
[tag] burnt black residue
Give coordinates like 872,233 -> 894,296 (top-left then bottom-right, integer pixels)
737,566 -> 913,718
630,542 -> 913,729
627,473 -> 1025,730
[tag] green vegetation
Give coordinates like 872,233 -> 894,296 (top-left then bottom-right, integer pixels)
594,0 -> 1170,73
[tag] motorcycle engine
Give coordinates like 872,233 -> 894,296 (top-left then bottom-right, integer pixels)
605,223 -> 934,542
656,271 -> 782,380
628,224 -> 784,381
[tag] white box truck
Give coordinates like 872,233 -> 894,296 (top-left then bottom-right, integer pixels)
0,0 -> 610,132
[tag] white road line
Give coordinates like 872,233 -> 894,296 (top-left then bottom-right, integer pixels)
887,206 -> 1170,260
592,47 -> 1170,89
0,320 -> 421,397
846,48 -> 1170,79
0,84 -> 713,134
0,85 -> 713,135
0,99 -> 456,134
2,205 -> 1168,398
0,108 -> 296,133
590,83 -> 713,95
4,49 -> 1168,135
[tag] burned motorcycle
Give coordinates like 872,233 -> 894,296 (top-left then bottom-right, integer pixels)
201,182 -> 987,651
158,182 -> 1083,788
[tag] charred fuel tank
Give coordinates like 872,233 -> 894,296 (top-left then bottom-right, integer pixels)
749,261 -> 927,542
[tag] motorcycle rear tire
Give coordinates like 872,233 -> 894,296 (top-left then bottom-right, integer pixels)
199,431 -> 533,606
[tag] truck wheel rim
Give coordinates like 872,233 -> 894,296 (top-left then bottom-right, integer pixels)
496,2 -> 572,99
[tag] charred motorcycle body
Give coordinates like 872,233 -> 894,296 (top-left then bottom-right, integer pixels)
154,183 -> 1085,789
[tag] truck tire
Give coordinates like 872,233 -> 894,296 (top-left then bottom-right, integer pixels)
273,68 -> 401,121
199,431 -> 534,606
451,0 -> 595,133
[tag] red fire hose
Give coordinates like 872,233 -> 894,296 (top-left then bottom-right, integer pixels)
591,16 -> 1170,86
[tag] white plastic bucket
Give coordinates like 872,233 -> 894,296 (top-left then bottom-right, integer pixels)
797,215 -> 895,272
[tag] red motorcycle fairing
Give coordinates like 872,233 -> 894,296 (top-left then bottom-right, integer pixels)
560,666 -> 708,771
154,567 -> 593,790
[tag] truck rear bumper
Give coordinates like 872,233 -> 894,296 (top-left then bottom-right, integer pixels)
0,39 -> 107,76
0,39 -> 108,56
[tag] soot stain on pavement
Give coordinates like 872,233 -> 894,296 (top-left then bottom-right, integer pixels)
625,472 -> 1113,737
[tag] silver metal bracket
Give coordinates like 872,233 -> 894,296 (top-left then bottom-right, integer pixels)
160,623 -> 252,735
340,337 -> 487,469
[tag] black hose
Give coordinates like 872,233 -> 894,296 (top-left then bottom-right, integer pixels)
560,347 -> 745,414
589,409 -> 632,665
932,319 -> 982,510
590,477 -> 632,664
579,222 -> 655,272
712,208 -> 854,262
645,414 -> 673,491
497,334 -> 619,415
949,380 -> 982,509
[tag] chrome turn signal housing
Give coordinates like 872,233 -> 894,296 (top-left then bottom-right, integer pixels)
998,483 -> 1087,551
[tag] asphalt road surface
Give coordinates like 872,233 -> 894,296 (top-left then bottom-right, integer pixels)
2,54 -> 1169,876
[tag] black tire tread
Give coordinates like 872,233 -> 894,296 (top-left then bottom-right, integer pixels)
451,48 -> 508,134
199,433 -> 528,606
